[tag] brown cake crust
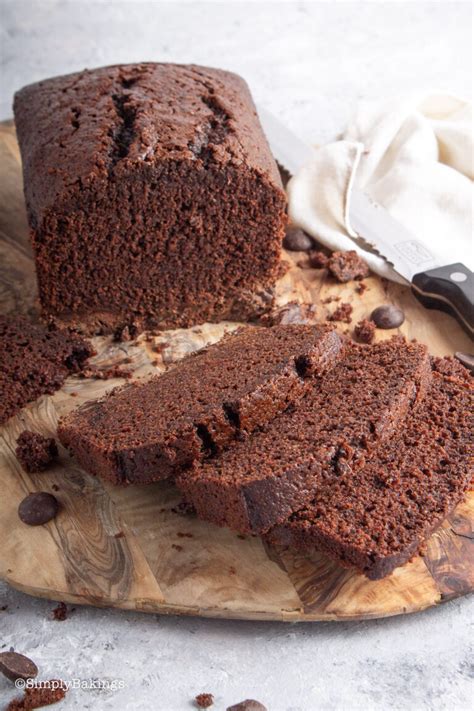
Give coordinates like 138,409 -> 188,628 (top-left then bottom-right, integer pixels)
176,338 -> 431,534
0,315 -> 93,425
14,63 -> 287,334
267,363 -> 473,579
58,325 -> 342,484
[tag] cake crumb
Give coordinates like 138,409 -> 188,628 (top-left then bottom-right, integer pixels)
327,250 -> 369,282
15,431 -> 58,473
171,501 -> 196,517
171,544 -> 183,552
7,680 -> 67,710
356,282 -> 368,295
261,301 -> 317,326
195,693 -> 214,708
80,365 -> 132,380
328,302 -> 353,324
308,250 -> 329,269
52,602 -> 68,621
113,322 -> 139,342
354,319 -> 376,344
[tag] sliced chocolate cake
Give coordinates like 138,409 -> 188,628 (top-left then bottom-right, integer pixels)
0,315 -> 93,425
58,325 -> 342,484
176,337 -> 431,534
14,63 -> 287,334
267,362 -> 473,579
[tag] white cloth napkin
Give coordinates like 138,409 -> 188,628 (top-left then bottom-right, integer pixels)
288,94 -> 473,282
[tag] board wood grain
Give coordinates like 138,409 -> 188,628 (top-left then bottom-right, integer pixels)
0,121 -> 472,621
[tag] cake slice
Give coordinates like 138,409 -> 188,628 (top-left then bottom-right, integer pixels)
0,315 -> 93,425
267,361 -> 473,579
58,325 -> 342,484
176,338 -> 431,534
14,63 -> 287,334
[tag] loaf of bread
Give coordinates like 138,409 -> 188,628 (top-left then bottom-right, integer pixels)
14,63 -> 287,334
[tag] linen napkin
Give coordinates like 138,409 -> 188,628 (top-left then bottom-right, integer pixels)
288,93 -> 473,283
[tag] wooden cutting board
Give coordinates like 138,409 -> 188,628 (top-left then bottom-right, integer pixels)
0,121 -> 472,621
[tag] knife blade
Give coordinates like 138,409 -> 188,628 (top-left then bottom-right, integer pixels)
258,105 -> 474,336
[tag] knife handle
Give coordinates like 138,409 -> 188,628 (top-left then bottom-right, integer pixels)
412,263 -> 474,338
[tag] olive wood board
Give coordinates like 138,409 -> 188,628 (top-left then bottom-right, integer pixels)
0,120 -> 472,622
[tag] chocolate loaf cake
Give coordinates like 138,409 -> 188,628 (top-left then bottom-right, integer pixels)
58,325 -> 342,484
176,337 -> 431,534
0,315 -> 93,425
14,63 -> 287,334
268,363 -> 473,579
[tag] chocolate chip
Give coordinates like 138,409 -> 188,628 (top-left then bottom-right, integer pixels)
0,651 -> 38,682
454,352 -> 474,373
283,225 -> 314,251
370,305 -> 405,329
18,492 -> 59,526
226,701 -> 267,711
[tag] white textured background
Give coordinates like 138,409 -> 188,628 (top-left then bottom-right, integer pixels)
0,1 -> 473,710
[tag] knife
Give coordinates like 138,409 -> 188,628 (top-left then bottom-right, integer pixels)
258,106 -> 474,337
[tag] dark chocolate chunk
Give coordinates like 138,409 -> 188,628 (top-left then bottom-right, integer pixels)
454,352 -> 474,373
226,701 -> 267,711
15,431 -> 58,473
18,492 -> 59,526
283,226 -> 314,251
0,652 -> 38,683
371,305 -> 405,329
